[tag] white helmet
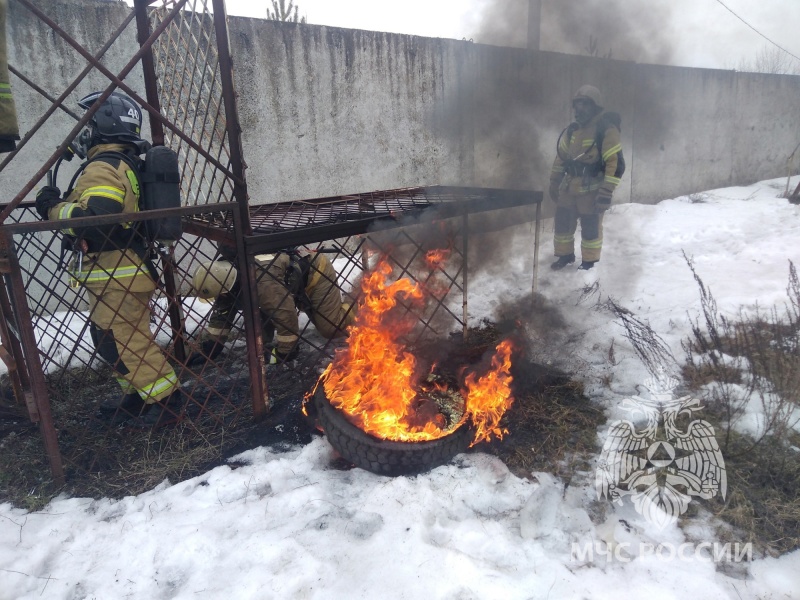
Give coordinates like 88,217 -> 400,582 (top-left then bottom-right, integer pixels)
192,260 -> 237,299
572,84 -> 604,110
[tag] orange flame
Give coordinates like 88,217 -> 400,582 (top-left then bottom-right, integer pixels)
320,255 -> 514,443
463,339 -> 515,446
424,248 -> 450,269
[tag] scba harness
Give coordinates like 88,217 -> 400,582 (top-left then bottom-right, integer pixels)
64,145 -> 183,245
56,145 -> 183,284
557,111 -> 626,179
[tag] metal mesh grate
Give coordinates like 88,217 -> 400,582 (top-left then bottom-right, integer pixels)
0,0 -> 541,494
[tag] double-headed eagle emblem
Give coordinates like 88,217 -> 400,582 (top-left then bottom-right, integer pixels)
596,373 -> 726,529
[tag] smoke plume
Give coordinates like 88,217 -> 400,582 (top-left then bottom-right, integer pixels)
475,0 -> 676,65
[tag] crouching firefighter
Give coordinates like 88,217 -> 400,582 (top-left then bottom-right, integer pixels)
35,91 -> 183,428
189,247 -> 355,367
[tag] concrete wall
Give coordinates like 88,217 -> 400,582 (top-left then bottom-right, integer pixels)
1,0 -> 144,198
4,0 -> 800,209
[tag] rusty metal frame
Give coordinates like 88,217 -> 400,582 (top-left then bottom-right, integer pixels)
0,0 -> 542,488
0,0 -> 257,485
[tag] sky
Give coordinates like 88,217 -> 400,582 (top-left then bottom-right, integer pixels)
220,0 -> 800,70
2,176 -> 800,599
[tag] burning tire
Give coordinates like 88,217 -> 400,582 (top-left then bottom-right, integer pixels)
313,386 -> 473,476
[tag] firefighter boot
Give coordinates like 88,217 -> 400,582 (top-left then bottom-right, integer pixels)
578,261 -> 596,270
550,254 -> 575,271
99,392 -> 152,425
139,389 -> 185,429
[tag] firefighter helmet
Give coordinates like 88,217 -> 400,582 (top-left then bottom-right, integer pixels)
572,85 -> 604,110
192,260 -> 237,299
77,91 -> 143,146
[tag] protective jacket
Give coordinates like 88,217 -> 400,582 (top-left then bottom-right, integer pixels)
550,113 -> 622,197
205,250 -> 353,355
0,0 -> 19,149
48,142 -> 178,403
48,143 -> 153,292
549,112 -> 623,264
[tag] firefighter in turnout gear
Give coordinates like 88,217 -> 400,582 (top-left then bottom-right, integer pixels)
189,247 -> 355,367
35,91 -> 183,428
0,0 -> 20,153
549,85 -> 622,271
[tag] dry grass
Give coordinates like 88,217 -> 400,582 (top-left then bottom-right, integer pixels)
707,432 -> 800,556
449,320 -> 606,485
0,348 -> 317,509
485,377 -> 605,484
680,257 -> 800,556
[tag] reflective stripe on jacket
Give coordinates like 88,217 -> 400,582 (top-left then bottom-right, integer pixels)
550,113 -> 622,196
48,143 -> 153,292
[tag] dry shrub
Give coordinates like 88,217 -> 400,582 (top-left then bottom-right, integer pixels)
681,256 -> 800,555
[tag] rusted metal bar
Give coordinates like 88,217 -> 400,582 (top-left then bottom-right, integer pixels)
0,230 -> 64,484
211,0 -> 251,233
0,238 -> 31,392
0,202 -> 232,235
4,0 -> 244,217
0,264 -> 33,420
462,211 -> 469,340
182,220 -> 236,246
1,0 -> 191,223
0,339 -> 33,422
134,0 -> 184,359
7,65 -> 81,121
231,209 -> 269,420
133,0 -> 165,146
0,9 -> 137,173
159,246 -> 186,362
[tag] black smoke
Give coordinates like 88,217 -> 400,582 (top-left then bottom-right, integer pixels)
475,0 -> 676,65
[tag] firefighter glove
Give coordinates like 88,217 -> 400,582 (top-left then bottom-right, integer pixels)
186,339 -> 225,368
269,345 -> 299,365
35,186 -> 62,220
548,182 -> 560,202
595,191 -> 612,213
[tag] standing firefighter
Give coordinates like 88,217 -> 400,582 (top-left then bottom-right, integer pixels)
0,0 -> 20,152
35,91 -> 183,428
549,85 -> 623,271
189,248 -> 354,367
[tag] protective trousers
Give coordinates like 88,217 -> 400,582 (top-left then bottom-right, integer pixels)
87,287 -> 179,403
305,255 -> 354,339
255,253 -> 353,354
553,192 -> 604,263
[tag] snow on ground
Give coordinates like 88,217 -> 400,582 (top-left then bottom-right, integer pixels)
1,177 -> 799,599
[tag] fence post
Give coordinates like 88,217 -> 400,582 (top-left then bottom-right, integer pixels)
0,230 -> 64,485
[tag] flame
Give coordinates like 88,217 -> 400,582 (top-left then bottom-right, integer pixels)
463,339 -> 515,446
424,248 -> 450,269
320,255 -> 514,443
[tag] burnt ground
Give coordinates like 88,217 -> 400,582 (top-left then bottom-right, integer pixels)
0,321 -> 604,509
414,320 -> 606,483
